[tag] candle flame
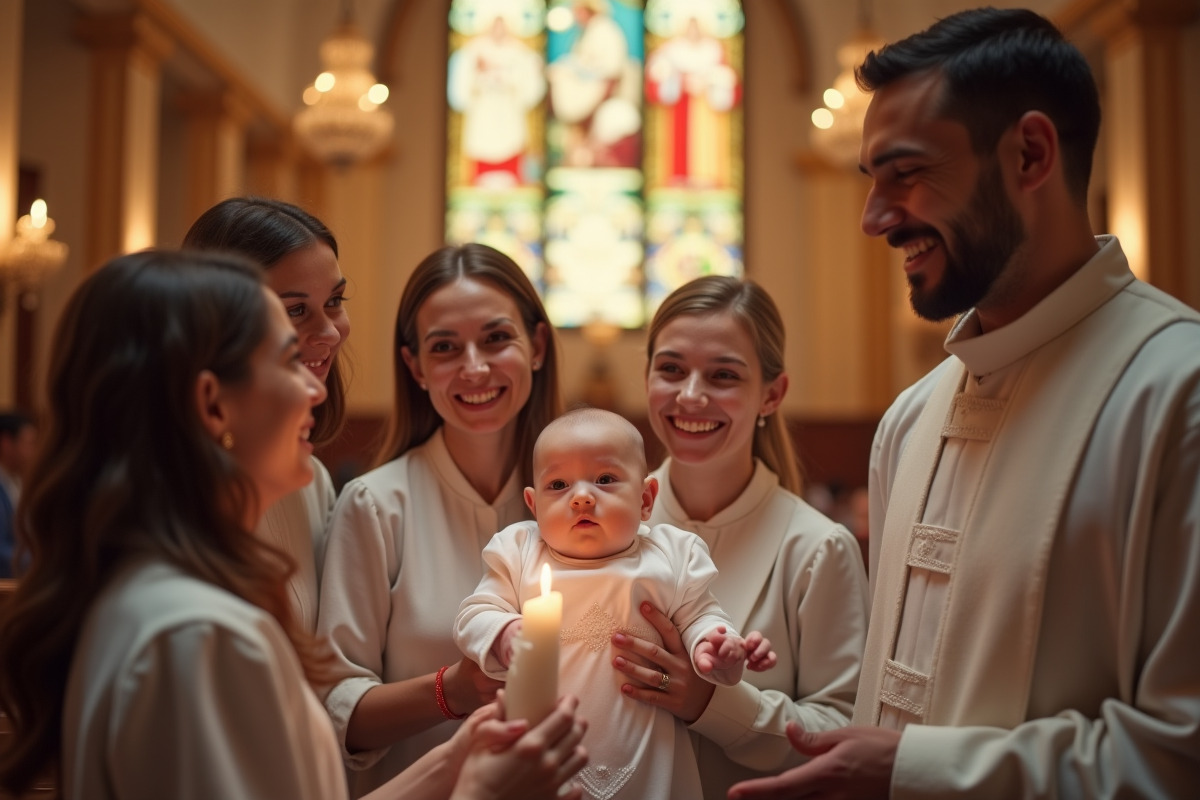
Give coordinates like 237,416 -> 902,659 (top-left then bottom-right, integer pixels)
31,199 -> 47,229
540,562 -> 552,596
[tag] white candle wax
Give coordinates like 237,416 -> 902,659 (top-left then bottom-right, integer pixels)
505,563 -> 562,725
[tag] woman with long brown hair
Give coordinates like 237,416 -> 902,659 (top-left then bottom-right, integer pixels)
184,196 -> 349,632
317,243 -> 564,796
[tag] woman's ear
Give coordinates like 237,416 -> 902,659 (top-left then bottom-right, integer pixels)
401,345 -> 425,388
759,373 -> 789,419
194,369 -> 227,441
530,321 -> 549,370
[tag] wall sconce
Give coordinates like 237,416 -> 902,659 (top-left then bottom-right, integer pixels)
1,199 -> 68,312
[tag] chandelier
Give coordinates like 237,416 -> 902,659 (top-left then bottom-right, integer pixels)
294,3 -> 394,167
1,199 -> 68,312
810,3 -> 884,169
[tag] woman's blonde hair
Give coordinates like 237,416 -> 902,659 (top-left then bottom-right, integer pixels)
646,275 -> 802,495
375,243 -> 562,487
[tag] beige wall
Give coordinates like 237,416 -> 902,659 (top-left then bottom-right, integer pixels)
6,0 -> 1198,426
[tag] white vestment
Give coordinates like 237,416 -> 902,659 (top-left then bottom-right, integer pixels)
861,236 -> 1200,798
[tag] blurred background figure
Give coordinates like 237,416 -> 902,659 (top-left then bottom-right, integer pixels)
0,411 -> 37,579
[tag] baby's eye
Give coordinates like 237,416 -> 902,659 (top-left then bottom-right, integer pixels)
596,474 -> 617,485
547,479 -> 568,491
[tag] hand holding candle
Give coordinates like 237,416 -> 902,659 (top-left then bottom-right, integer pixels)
504,563 -> 562,726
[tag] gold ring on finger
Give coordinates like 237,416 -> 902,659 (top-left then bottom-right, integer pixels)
658,671 -> 670,691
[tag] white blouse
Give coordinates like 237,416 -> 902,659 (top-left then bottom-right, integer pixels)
650,459 -> 869,800
63,559 -> 346,800
256,456 -> 336,632
317,428 -> 529,797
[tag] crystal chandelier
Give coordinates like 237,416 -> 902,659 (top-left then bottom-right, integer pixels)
810,2 -> 884,169
1,199 -> 68,311
294,3 -> 394,167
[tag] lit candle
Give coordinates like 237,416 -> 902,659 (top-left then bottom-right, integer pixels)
505,562 -> 561,726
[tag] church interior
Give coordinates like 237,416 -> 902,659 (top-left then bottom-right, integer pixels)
1,0 -> 1198,517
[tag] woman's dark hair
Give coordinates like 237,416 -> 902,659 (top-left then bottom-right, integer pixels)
183,196 -> 347,447
647,275 -> 802,495
856,7 -> 1101,205
0,250 -> 329,794
376,243 -> 562,487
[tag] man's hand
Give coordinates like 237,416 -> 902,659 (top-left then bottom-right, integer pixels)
727,723 -> 899,799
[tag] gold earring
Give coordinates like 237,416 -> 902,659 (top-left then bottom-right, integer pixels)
221,431 -> 235,450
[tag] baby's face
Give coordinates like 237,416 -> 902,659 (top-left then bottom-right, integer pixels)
524,419 -> 655,559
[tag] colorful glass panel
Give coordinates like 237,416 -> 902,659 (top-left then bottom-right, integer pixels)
445,0 -> 744,327
643,0 -> 744,314
446,0 -> 549,284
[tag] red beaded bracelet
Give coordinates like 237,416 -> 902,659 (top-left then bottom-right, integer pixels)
435,665 -> 466,720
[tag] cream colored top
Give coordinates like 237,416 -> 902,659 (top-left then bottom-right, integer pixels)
650,460 -> 868,800
255,456 -> 336,633
318,428 -> 528,797
63,559 -> 346,800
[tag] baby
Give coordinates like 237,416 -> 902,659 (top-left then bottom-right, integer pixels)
454,408 -> 774,800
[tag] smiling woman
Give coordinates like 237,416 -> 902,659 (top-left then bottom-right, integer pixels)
608,275 -> 869,800
183,197 -> 350,633
316,243 -> 564,797
0,251 -> 343,799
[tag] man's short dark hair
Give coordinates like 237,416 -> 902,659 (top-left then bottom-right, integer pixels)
856,7 -> 1101,205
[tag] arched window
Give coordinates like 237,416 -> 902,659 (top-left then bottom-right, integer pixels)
445,0 -> 744,328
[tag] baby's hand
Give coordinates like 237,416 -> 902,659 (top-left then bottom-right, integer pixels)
743,630 -> 777,672
695,626 -> 746,684
492,620 -> 523,669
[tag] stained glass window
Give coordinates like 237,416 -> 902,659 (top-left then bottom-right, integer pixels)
446,0 -> 744,328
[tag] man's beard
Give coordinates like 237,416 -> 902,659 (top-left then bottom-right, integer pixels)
905,161 -> 1027,322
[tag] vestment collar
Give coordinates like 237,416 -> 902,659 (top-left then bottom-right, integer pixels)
946,235 -> 1132,378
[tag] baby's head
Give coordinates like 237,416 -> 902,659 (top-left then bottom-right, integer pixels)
524,408 -> 659,559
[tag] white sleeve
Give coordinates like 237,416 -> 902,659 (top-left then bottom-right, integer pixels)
453,526 -> 528,678
317,479 -> 400,768
667,532 -> 740,687
108,621 -> 344,800
691,526 -> 867,771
